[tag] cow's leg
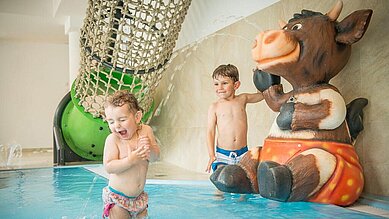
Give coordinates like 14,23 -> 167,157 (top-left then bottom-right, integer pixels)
258,161 -> 292,201
210,147 -> 261,194
210,164 -> 253,193
258,149 -> 336,202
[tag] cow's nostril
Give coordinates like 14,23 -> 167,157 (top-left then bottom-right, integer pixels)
264,32 -> 280,44
252,39 -> 257,48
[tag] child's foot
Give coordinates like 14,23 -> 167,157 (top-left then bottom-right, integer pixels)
213,189 -> 225,200
238,194 -> 247,202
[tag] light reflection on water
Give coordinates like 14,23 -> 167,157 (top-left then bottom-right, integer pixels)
0,167 -> 380,219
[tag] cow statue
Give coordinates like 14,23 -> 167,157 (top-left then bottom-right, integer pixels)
210,1 -> 372,206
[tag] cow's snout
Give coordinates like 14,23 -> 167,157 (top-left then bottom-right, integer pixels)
264,31 -> 281,45
252,30 -> 300,70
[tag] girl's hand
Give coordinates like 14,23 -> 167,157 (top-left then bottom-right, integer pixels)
127,143 -> 149,163
138,136 -> 151,148
137,136 -> 151,160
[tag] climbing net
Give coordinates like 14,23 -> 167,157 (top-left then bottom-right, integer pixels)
74,0 -> 191,122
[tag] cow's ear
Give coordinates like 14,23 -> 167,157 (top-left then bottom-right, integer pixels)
335,9 -> 373,45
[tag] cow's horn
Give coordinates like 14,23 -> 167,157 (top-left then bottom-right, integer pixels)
327,0 -> 343,21
278,20 -> 287,29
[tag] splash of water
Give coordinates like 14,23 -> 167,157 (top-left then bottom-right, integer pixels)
152,18 -> 265,119
79,175 -> 99,218
0,144 -> 22,167
0,144 -> 6,167
7,144 -> 22,166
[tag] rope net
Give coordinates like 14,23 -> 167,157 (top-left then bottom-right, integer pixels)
74,0 -> 191,122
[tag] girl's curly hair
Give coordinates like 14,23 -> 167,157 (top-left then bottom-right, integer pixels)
104,90 -> 143,113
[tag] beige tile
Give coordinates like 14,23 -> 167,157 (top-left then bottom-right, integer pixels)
213,33 -> 252,67
158,127 -> 209,173
244,4 -> 275,33
281,0 -> 304,19
353,134 -> 365,164
346,203 -> 389,217
363,162 -> 389,195
362,121 -> 389,165
359,1 -> 389,126
247,103 -> 278,147
0,148 -> 53,170
331,50 -> 362,103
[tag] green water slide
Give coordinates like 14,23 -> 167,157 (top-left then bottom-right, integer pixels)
53,70 -> 154,165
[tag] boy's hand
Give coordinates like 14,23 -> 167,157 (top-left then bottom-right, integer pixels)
205,156 -> 216,173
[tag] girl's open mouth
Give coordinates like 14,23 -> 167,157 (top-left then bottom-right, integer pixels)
118,130 -> 127,137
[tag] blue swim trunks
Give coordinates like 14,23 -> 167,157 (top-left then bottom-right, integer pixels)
211,146 -> 248,171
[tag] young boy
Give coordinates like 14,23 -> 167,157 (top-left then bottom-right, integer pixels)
206,64 -> 263,173
102,90 -> 160,219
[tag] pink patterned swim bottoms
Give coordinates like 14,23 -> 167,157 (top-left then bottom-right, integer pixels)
102,186 -> 148,218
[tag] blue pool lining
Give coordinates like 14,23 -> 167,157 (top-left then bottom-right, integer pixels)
358,195 -> 389,212
146,179 -> 211,186
81,165 -> 211,186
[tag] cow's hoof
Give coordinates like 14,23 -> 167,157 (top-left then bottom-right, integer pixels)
210,165 -> 253,194
258,161 -> 292,201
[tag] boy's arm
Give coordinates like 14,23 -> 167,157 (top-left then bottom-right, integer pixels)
242,91 -> 264,103
206,104 -> 217,172
103,134 -> 141,174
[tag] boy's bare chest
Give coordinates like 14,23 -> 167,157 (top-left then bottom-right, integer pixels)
217,102 -> 245,117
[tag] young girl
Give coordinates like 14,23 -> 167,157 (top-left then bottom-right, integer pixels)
102,90 -> 160,219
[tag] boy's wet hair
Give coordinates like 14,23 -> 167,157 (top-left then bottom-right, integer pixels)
212,64 -> 239,82
104,90 -> 143,113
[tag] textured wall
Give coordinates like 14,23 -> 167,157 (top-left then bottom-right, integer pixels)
150,0 -> 389,196
0,41 -> 69,149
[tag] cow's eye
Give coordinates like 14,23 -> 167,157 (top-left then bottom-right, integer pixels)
291,23 -> 302,30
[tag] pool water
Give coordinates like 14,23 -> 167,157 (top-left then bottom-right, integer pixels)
0,166 -> 383,219
0,167 -> 105,218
